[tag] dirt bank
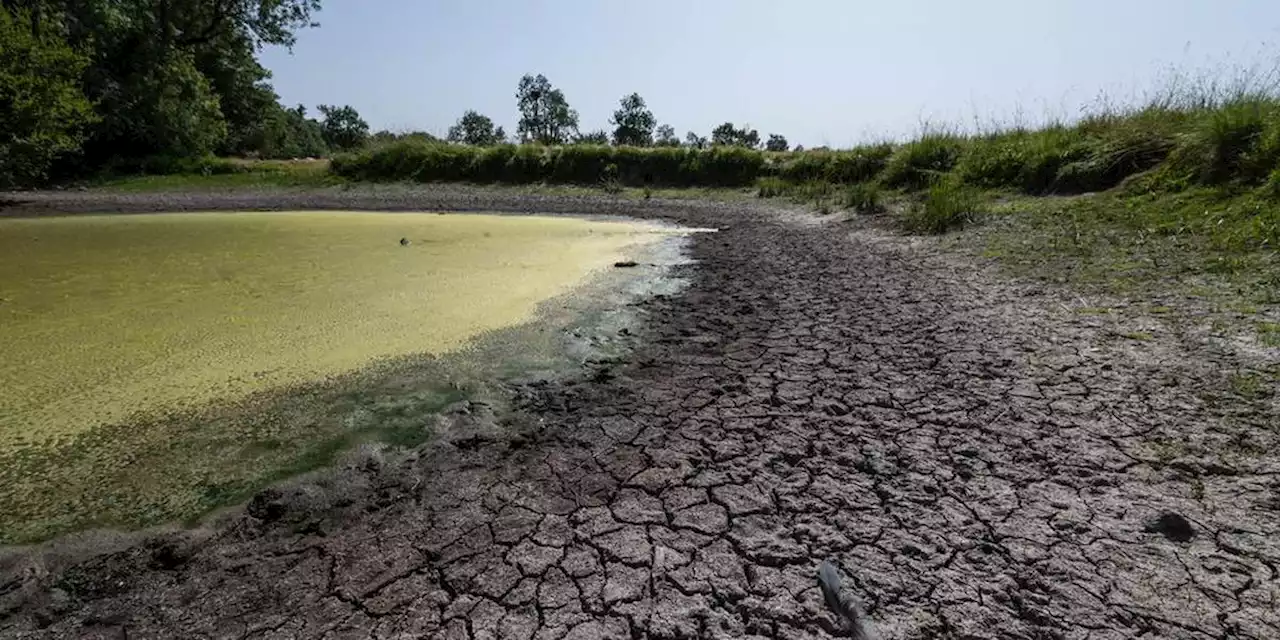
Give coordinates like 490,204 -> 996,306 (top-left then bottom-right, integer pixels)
1,187 -> 1277,639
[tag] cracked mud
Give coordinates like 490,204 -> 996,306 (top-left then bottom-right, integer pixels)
1,189 -> 1278,639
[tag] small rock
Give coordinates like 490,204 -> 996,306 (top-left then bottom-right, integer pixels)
613,260 -> 638,268
399,237 -> 410,246
1144,511 -> 1195,542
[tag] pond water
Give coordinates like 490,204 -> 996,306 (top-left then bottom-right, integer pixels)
0,211 -> 678,542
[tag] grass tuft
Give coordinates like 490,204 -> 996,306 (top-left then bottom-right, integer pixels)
882,131 -> 966,189
901,179 -> 986,234
842,182 -> 884,213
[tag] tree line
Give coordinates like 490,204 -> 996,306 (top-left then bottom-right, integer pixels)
448,73 -> 793,152
0,0 -> 370,186
0,0 -> 792,188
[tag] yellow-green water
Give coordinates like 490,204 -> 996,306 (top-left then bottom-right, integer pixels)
0,211 -> 669,541
0,211 -> 661,445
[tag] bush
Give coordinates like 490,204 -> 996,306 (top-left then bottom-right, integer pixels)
757,176 -> 789,198
1164,97 -> 1280,185
331,140 -> 766,187
882,133 -> 966,189
774,144 -> 892,185
828,144 -> 894,183
843,182 -> 884,213
1264,168 -> 1280,200
1079,109 -> 1180,190
901,179 -> 985,234
547,145 -> 611,183
957,127 -> 1092,194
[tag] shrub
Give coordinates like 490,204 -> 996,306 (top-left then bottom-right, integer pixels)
599,162 -> 622,193
505,144 -> 547,183
843,182 -> 884,213
775,144 -> 891,185
547,144 -> 611,183
882,133 -> 966,189
331,140 -> 765,187
776,151 -> 832,183
790,181 -> 837,202
1080,108 -> 1181,189
757,176 -> 789,198
1165,97 -> 1280,185
1264,168 -> 1280,200
828,144 -> 894,183
901,179 -> 985,234
471,144 -> 515,182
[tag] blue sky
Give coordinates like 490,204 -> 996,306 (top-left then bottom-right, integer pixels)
260,0 -> 1280,147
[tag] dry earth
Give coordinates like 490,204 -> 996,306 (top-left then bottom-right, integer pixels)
1,187 -> 1278,639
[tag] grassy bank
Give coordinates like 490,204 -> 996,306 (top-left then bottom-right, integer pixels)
93,158 -> 339,191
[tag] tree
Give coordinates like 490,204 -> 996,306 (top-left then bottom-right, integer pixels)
765,134 -> 789,152
143,0 -> 323,52
265,104 -> 327,158
0,8 -> 95,186
653,125 -> 680,147
317,104 -> 368,151
0,0 -> 328,179
516,73 -> 578,145
711,122 -> 760,148
575,130 -> 608,145
371,129 -> 438,145
447,110 -> 503,146
194,30 -> 281,156
610,92 -> 655,146
685,131 -> 708,149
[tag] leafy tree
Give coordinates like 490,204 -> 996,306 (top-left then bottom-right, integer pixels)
447,110 -> 504,146
575,130 -> 608,145
711,122 -> 760,148
371,129 -> 437,145
654,124 -> 680,147
317,104 -> 368,151
0,7 -> 96,186
685,131 -> 708,149
194,30 -> 280,156
1,0 -> 326,178
139,0 -> 322,51
90,51 -> 230,165
765,134 -> 789,152
259,104 -> 327,158
610,92 -> 655,146
516,73 -> 578,145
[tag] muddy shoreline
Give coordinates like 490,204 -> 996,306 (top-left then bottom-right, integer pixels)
2,187 -> 1278,639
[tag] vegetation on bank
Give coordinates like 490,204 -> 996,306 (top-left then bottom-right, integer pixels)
0,0 -> 379,188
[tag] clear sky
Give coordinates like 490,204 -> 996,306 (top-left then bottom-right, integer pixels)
259,0 -> 1280,147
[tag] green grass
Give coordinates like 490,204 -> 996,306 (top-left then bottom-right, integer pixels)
901,179 -> 987,234
979,187 -> 1280,301
1228,371 -> 1272,399
841,182 -> 885,213
882,131 -> 966,189
98,158 -> 340,191
1257,322 -> 1280,346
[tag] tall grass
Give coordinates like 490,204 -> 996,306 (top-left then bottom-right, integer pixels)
881,131 -> 966,189
902,179 -> 985,234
